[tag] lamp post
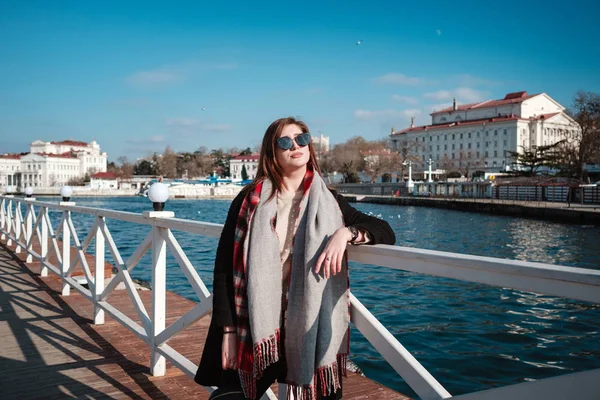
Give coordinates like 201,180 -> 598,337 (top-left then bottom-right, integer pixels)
148,182 -> 169,212
60,186 -> 73,202
426,158 -> 434,183
24,186 -> 34,198
402,160 -> 414,189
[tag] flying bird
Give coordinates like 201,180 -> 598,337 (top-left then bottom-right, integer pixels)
356,40 -> 363,46
201,107 -> 206,111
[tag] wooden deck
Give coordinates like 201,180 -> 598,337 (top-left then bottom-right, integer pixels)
0,242 -> 409,399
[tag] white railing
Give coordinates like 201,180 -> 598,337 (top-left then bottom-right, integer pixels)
1,194 -> 599,400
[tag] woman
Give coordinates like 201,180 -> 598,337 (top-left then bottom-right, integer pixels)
195,117 -> 395,399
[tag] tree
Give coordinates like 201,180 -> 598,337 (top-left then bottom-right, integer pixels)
241,164 -> 249,181
331,136 -> 367,183
507,141 -> 564,177
239,147 -> 252,156
157,146 -> 178,178
134,160 -> 157,175
566,91 -> 600,179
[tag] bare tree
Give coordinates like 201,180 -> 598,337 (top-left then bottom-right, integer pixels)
157,146 -> 179,178
565,91 -> 600,179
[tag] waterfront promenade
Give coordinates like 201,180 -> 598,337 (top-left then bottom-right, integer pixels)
0,242 -> 406,400
345,195 -> 600,225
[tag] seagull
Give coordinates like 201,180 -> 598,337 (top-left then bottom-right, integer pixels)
356,40 -> 363,46
201,107 -> 206,111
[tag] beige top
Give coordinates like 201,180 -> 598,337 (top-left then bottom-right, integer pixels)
276,188 -> 305,282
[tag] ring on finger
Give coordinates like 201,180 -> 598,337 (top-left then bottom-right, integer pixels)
326,256 -> 332,261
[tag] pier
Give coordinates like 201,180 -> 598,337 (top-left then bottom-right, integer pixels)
1,194 -> 599,399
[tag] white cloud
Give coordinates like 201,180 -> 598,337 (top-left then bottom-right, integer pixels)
354,108 -> 422,122
452,74 -> 500,87
391,95 -> 419,105
126,135 -> 166,145
126,70 -> 183,87
126,61 -> 237,88
424,87 -> 488,103
428,103 -> 453,112
166,118 -> 200,127
203,124 -> 232,133
374,73 -> 425,86
165,118 -> 232,136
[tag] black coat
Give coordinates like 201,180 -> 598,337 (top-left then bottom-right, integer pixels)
194,189 -> 396,386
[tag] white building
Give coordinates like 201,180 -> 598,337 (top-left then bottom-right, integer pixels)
390,91 -> 579,175
0,139 -> 108,191
90,172 -> 119,189
312,134 -> 330,153
229,154 -> 259,181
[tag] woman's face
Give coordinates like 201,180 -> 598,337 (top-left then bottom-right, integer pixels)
275,124 -> 311,175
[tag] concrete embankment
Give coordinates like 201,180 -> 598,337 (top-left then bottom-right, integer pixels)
343,195 -> 600,225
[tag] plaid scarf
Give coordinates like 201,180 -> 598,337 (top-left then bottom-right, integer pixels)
232,168 -> 349,400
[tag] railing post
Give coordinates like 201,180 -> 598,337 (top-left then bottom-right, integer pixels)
4,196 -> 13,244
94,216 -> 105,325
40,207 -> 48,277
0,197 -> 5,238
144,209 -> 175,377
14,201 -> 22,253
24,200 -> 35,263
61,210 -> 71,296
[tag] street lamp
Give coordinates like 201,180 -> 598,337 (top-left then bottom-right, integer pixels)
148,182 -> 169,211
426,158 -> 434,183
60,186 -> 73,202
24,187 -> 34,198
402,160 -> 414,188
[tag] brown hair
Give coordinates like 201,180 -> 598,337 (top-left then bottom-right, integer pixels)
245,117 -> 321,199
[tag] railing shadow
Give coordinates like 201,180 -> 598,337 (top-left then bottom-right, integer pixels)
0,243 -> 168,399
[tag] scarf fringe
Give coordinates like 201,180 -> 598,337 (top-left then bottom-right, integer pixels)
240,330 -> 281,399
286,353 -> 348,400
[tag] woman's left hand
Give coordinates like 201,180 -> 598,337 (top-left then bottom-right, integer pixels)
315,228 -> 352,278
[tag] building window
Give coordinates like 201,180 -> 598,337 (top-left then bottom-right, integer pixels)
445,135 -> 447,140
494,130 -> 498,136
468,143 -> 472,149
468,152 -> 471,158
429,146 -> 432,151
437,145 -> 440,151
452,144 -> 455,150
493,161 -> 497,167
485,142 -> 489,148
485,131 -> 489,137
444,144 -> 447,150
503,140 -> 507,147
452,153 -> 455,159
485,151 -> 489,157
437,154 -> 440,160
460,143 -> 463,149
468,132 -> 471,139
494,151 -> 498,157
477,131 -> 480,138
503,129 -> 507,135
477,142 -> 480,148
452,134 -> 455,140
477,152 -> 480,158
429,136 -> 432,141
494,141 -> 498,147
437,136 -> 440,141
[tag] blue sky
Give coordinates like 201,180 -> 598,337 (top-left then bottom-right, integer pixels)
1,0 -> 599,161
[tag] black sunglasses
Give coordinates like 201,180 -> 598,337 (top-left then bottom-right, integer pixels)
276,132 -> 311,151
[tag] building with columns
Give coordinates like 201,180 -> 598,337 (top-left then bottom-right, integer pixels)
390,91 -> 579,175
0,139 -> 108,191
229,154 -> 259,181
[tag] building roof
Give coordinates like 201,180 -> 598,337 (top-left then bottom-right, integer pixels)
0,153 -> 27,160
231,154 -> 260,161
91,172 -> 118,180
50,140 -> 89,146
430,91 -> 540,115
33,152 -> 78,159
390,113 -> 560,137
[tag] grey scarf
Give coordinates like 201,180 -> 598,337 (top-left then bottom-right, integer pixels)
244,173 -> 349,399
